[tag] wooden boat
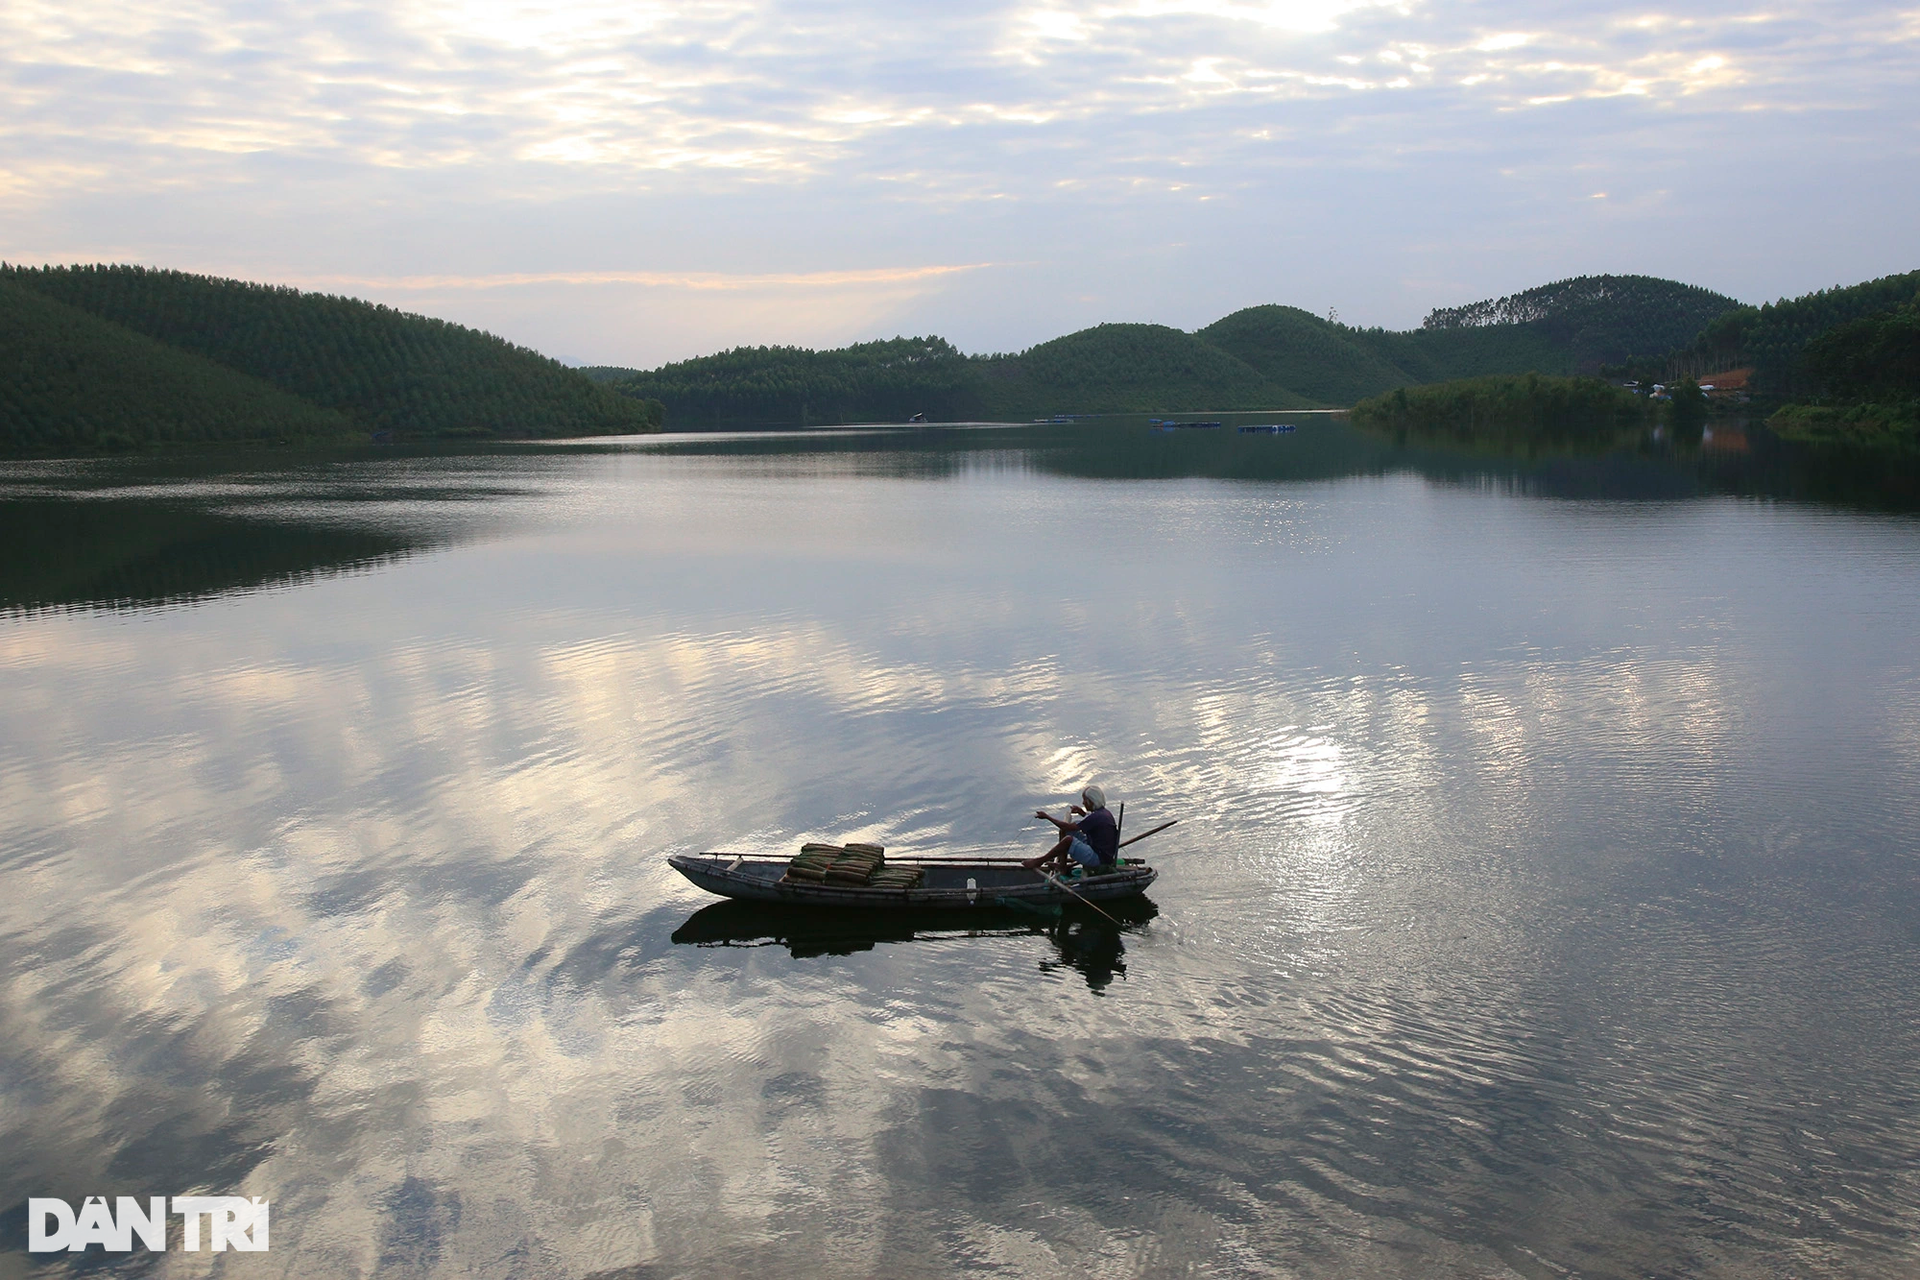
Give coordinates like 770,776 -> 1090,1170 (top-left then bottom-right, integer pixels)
667,852 -> 1157,910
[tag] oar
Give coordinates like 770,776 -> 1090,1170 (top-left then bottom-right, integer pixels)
1118,818 -> 1177,849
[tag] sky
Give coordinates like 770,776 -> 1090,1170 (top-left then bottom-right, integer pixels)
3,1 -> 1916,368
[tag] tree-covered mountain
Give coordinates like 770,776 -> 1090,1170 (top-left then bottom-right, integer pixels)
606,336 -> 983,426
1419,274 -> 1743,371
21,262 -> 1913,454
1801,298 -> 1920,401
1193,306 -> 1410,406
2,264 -> 662,456
2,277 -> 357,455
599,273 -> 1748,425
604,324 -> 1307,425
1765,288 -> 1920,456
973,323 -> 1309,417
1662,270 -> 1920,396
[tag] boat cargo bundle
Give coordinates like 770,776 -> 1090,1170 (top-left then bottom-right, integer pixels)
781,841 -> 923,890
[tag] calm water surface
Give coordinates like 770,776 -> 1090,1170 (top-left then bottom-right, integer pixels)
3,423 -> 1918,1278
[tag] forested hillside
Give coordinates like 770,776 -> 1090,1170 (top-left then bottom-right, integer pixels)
1802,298 -> 1920,401
1195,307 -> 1410,405
2,264 -> 661,455
602,273 -> 1747,425
1663,270 -> 1920,396
26,262 -> 1912,451
1765,287 -> 1920,455
608,337 -> 982,426
1,278 -> 356,455
607,325 -> 1305,425
974,324 -> 1308,417
1334,269 -> 1920,461
1420,275 -> 1742,370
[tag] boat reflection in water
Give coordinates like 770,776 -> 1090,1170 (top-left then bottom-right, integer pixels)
669,896 -> 1158,991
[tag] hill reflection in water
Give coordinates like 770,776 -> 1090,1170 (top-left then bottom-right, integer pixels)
1,412 -> 1908,617
623,413 -> 1917,509
0,451 -> 556,613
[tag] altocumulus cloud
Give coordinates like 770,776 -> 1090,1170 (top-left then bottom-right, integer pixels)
2,0 -> 1915,364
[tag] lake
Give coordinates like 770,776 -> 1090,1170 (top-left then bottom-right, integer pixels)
3,420 -> 1918,1278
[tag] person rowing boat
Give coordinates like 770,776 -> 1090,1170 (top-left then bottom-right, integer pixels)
1024,784 -> 1120,875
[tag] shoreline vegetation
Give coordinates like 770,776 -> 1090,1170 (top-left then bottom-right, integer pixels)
1350,374 -> 1646,446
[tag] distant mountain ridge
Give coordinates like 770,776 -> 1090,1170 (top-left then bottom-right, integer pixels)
600,274 -> 1747,426
2,264 -> 662,456
10,263 -> 1911,456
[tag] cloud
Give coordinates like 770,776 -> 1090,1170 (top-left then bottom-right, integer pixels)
5,0 -> 1898,188
1,1 -> 1915,361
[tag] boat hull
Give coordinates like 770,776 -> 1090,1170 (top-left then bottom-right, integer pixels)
668,853 -> 1157,909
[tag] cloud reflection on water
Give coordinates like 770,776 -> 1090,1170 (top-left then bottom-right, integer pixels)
2,433 -> 1919,1275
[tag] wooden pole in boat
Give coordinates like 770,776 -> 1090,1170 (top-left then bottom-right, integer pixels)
1038,868 -> 1122,926
1118,819 -> 1177,849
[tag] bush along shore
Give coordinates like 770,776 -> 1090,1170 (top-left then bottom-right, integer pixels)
1766,294 -> 1919,458
1349,373 -> 1650,448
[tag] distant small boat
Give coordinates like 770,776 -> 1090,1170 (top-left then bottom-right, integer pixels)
1237,424 -> 1296,434
907,411 -> 927,423
668,853 -> 1157,910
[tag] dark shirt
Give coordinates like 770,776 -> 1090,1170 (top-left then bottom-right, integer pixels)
1076,806 -> 1120,865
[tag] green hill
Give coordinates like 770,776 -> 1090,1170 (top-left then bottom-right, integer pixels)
6,264 -> 1804,453
1670,270 -> 1920,396
1188,278 -> 1739,406
975,323 -> 1305,417
1801,296 -> 1920,401
1418,274 -> 1743,370
607,324 -> 1303,426
1764,286 -> 1920,456
1194,306 -> 1411,405
602,273 -> 1744,424
3,264 -> 661,451
1346,323 -> 1575,384
1,278 -> 356,456
608,336 -> 982,427
1195,301 -> 1578,398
